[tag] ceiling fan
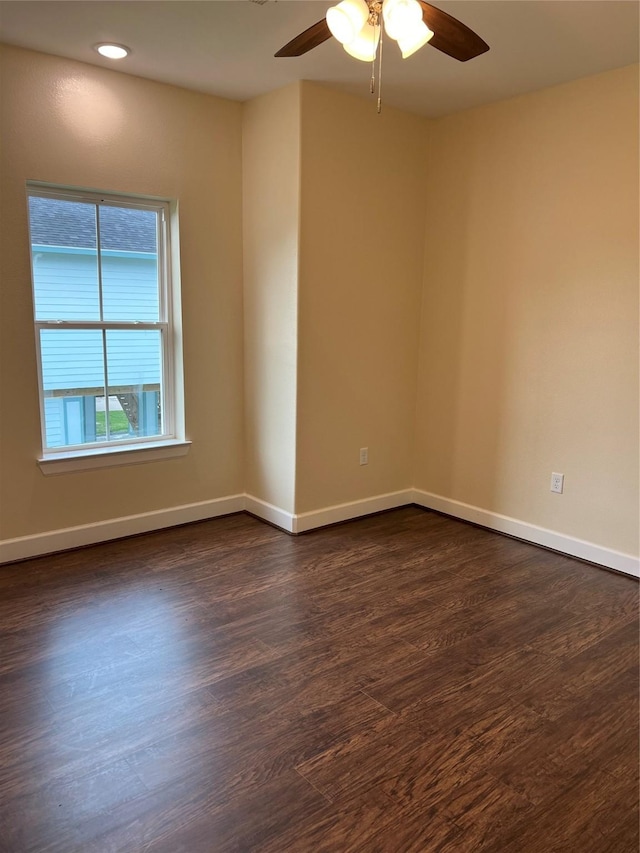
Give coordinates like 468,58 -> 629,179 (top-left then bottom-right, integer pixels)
275,0 -> 489,63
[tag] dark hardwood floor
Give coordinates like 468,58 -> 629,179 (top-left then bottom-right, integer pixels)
0,507 -> 637,852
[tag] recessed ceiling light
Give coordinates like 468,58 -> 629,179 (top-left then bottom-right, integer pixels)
94,43 -> 131,60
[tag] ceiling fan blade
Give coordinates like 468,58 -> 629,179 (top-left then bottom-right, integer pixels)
275,19 -> 332,57
418,1 -> 489,61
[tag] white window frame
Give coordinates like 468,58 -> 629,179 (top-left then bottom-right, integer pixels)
27,183 -> 189,474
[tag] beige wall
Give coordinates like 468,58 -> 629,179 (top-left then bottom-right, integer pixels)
0,45 -> 244,540
242,84 -> 301,514
242,81 -> 427,518
414,65 -> 639,556
296,83 -> 426,513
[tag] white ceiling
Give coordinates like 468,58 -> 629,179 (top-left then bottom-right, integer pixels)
0,0 -> 638,117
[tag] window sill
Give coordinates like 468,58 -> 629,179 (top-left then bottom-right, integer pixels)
38,439 -> 191,475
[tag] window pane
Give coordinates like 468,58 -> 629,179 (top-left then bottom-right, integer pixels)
40,329 -> 105,448
100,206 -> 160,321
106,330 -> 163,438
29,197 -> 100,321
28,187 -> 178,457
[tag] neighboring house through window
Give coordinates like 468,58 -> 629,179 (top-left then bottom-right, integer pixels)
27,185 -> 184,466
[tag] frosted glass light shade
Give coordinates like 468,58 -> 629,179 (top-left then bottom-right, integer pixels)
343,22 -> 380,61
398,20 -> 434,57
327,0 -> 369,45
382,0 -> 422,41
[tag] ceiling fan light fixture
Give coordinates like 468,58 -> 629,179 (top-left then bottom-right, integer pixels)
382,0 -> 422,41
398,20 -> 434,58
326,0 -> 369,45
274,2 -> 490,113
343,22 -> 380,61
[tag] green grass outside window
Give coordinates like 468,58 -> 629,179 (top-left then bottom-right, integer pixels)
95,410 -> 130,436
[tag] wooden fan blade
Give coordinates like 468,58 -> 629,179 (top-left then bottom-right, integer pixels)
418,1 -> 489,61
275,19 -> 332,57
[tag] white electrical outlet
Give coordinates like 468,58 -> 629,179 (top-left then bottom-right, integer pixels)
359,447 -> 368,466
551,472 -> 564,494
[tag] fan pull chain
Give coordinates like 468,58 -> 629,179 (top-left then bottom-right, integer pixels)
370,18 -> 379,94
377,23 -> 384,113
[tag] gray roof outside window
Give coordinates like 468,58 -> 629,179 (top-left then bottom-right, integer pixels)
28,196 -> 157,253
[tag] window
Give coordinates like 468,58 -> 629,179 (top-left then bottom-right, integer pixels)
27,185 -> 186,469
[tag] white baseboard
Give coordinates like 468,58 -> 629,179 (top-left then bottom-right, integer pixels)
293,490 -> 414,533
244,495 -> 295,533
2,488 -> 637,578
0,494 -> 245,564
0,489 -> 409,562
412,489 -> 640,578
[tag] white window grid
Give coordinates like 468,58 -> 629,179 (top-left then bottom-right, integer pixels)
27,184 -> 177,455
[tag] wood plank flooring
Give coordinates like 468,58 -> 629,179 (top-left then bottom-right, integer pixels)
0,507 -> 637,852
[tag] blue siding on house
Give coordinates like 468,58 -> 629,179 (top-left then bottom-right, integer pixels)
44,397 -> 64,447
40,328 -> 162,391
34,251 -> 162,392
32,250 -> 159,322
103,256 -> 159,321
106,329 -> 162,388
